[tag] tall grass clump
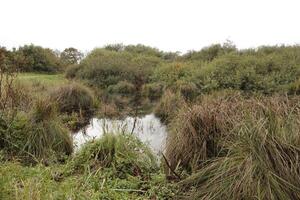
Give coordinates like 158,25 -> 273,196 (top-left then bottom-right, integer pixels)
50,82 -> 97,115
165,93 -> 244,172
173,96 -> 300,199
0,99 -> 73,163
154,90 -> 185,123
66,133 -> 157,178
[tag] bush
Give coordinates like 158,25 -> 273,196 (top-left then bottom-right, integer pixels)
73,49 -> 159,88
152,62 -> 195,87
198,51 -> 300,93
107,81 -> 135,95
142,83 -> 164,101
66,133 -> 157,177
50,82 -> 97,115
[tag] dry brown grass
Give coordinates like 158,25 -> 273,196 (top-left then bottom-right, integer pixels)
165,92 -> 300,199
50,82 -> 97,115
154,90 -> 186,123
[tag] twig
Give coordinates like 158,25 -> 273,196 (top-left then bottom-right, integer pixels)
162,153 -> 181,180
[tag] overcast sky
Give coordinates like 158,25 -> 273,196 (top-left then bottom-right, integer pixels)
1,0 -> 300,53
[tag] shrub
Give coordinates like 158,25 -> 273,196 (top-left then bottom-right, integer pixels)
152,62 -> 195,87
50,82 -> 97,115
74,49 -> 159,88
107,81 -> 135,95
200,51 -> 300,93
182,42 -> 236,62
142,83 -> 164,101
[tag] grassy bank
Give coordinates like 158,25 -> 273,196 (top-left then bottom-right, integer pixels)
0,133 -> 178,200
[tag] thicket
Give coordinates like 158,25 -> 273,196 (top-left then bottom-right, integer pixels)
63,43 -> 300,103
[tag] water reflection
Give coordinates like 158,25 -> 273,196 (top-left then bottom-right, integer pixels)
73,114 -> 167,154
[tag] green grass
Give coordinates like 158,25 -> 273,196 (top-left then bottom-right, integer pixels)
18,73 -> 68,87
0,133 -> 178,199
16,73 -> 70,99
0,161 -> 177,200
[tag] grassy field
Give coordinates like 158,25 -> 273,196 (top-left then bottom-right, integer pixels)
18,73 -> 68,86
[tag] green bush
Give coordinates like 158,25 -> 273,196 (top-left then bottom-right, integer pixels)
142,83 -> 164,100
196,50 -> 300,93
71,48 -> 162,93
107,81 -> 135,95
152,62 -> 195,87
182,42 -> 236,62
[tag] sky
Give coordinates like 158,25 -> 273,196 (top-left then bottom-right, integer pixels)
1,0 -> 300,53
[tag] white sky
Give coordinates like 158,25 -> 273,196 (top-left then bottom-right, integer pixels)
1,0 -> 300,53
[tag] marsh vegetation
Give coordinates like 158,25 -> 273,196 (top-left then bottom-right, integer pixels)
2,43 -> 300,199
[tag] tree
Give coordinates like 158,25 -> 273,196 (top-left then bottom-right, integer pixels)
14,44 -> 61,72
60,47 -> 83,66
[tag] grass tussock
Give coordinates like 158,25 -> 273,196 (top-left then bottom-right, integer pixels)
166,94 -> 300,199
0,99 -> 73,163
165,102 -> 231,172
67,133 -> 158,178
154,90 -> 185,123
181,111 -> 300,199
50,82 -> 97,115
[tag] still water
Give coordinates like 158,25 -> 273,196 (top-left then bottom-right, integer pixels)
73,114 -> 167,154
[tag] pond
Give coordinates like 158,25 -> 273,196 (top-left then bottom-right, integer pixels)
73,114 -> 167,154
